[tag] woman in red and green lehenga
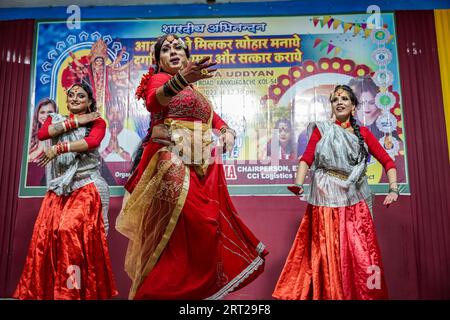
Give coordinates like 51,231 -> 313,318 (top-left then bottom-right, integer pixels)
273,85 -> 400,300
115,34 -> 268,300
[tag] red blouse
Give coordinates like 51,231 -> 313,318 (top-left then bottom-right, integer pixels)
300,122 -> 396,172
145,72 -> 228,130
38,114 -> 106,149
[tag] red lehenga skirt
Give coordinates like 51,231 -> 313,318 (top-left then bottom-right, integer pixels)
273,200 -> 388,300
119,142 -> 268,300
13,183 -> 118,300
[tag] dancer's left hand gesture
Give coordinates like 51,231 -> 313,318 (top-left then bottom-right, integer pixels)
383,192 -> 398,207
37,146 -> 57,167
220,131 -> 235,156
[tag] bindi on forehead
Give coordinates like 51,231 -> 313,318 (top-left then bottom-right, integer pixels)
68,86 -> 87,96
163,36 -> 179,46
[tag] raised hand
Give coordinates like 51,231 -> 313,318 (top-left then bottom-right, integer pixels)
179,56 -> 217,84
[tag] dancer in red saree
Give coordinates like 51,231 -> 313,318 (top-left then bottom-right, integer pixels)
273,85 -> 399,300
115,34 -> 267,300
14,83 -> 117,299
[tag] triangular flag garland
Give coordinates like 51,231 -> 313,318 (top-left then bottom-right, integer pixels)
312,16 -> 390,38
312,38 -> 342,56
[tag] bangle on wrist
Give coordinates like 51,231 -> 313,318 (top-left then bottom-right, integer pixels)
176,72 -> 189,86
163,82 -> 177,97
163,73 -> 188,98
73,116 -> 79,128
388,187 -> 400,195
54,142 -> 70,155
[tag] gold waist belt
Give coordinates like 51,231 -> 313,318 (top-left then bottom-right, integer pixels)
164,118 -> 213,176
324,169 -> 349,180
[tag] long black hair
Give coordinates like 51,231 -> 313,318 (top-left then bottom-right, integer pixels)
331,84 -> 368,163
67,82 -> 97,137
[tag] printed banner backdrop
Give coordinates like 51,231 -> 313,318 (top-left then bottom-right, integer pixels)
19,13 -> 409,197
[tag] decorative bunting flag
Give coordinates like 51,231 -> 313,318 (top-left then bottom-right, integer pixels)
334,47 -> 341,56
311,16 -> 391,41
327,18 -> 334,28
332,19 -> 342,30
319,41 -> 328,52
327,43 -> 335,54
353,24 -> 362,35
313,38 -> 322,48
323,16 -> 332,26
312,37 -> 342,56
343,22 -> 353,32
313,17 -> 319,27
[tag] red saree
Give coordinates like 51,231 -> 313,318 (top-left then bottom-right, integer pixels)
13,183 -> 118,300
273,200 -> 388,300
116,81 -> 267,299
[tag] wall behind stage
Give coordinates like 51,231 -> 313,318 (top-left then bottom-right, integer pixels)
1,5 -> 450,300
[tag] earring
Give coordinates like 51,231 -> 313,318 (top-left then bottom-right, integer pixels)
351,110 -> 355,116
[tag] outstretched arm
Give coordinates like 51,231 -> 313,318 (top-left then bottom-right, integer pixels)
152,57 -> 217,107
363,128 -> 399,207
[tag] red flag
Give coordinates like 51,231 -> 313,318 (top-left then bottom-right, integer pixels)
313,38 -> 322,48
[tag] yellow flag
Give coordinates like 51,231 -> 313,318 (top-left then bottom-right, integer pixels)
323,16 -> 332,26
334,47 -> 341,56
333,19 -> 342,29
353,24 -> 362,35
343,23 -> 352,32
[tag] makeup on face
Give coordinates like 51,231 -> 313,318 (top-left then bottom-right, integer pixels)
38,104 -> 55,124
356,91 -> 381,125
331,89 -> 355,122
278,123 -> 291,142
67,86 -> 91,114
158,37 -> 188,74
